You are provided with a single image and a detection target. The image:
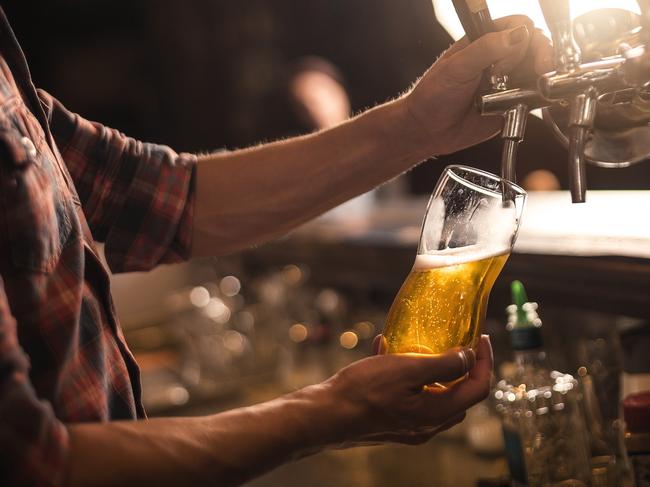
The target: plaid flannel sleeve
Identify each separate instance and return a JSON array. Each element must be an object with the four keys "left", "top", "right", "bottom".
[
  {"left": 39, "top": 90, "right": 196, "bottom": 273},
  {"left": 0, "top": 276, "right": 69, "bottom": 487}
]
